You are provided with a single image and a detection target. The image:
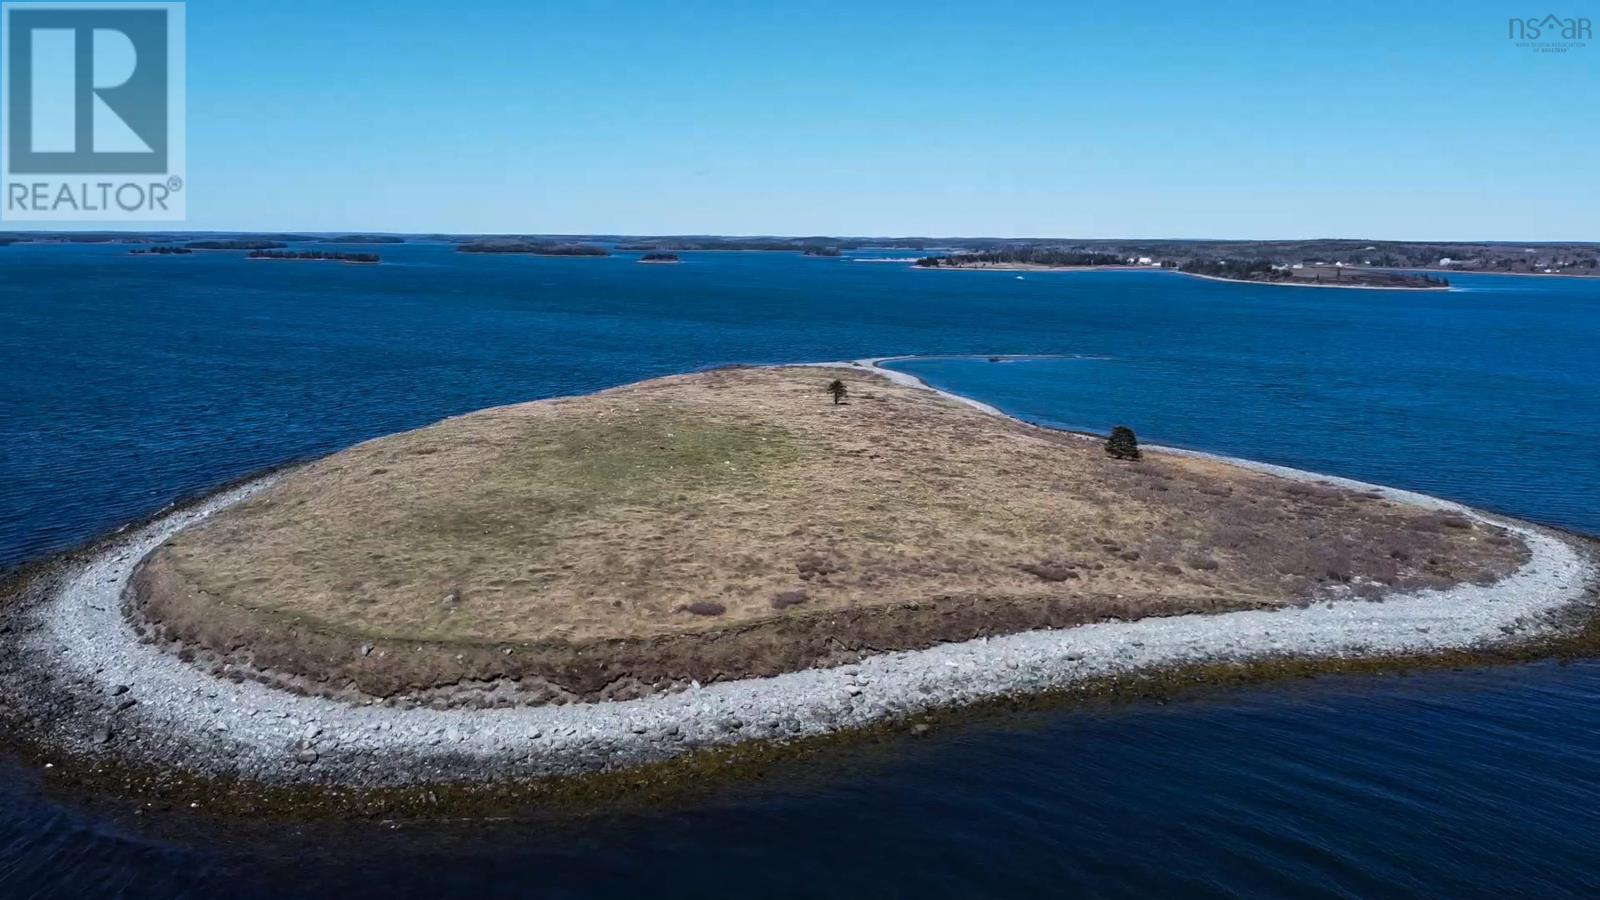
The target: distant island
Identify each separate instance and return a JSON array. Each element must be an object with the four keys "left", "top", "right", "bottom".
[
  {"left": 458, "top": 240, "right": 609, "bottom": 257},
  {"left": 247, "top": 249, "right": 380, "bottom": 264},
  {"left": 1178, "top": 259, "right": 1449, "bottom": 290},
  {"left": 638, "top": 252, "right": 680, "bottom": 264},
  {"left": 917, "top": 246, "right": 1453, "bottom": 288},
  {"left": 617, "top": 238, "right": 849, "bottom": 254},
  {"left": 186, "top": 240, "right": 287, "bottom": 251},
  {"left": 916, "top": 249, "right": 1132, "bottom": 270},
  {"left": 130, "top": 246, "right": 193, "bottom": 256},
  {"left": 1024, "top": 239, "right": 1596, "bottom": 279}
]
